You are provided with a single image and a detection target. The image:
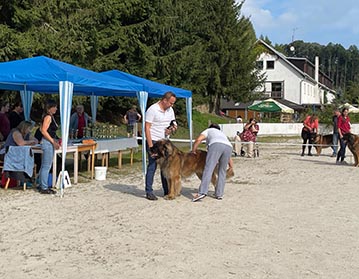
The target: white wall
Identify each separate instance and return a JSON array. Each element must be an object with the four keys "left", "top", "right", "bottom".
[{"left": 220, "top": 123, "right": 359, "bottom": 138}]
